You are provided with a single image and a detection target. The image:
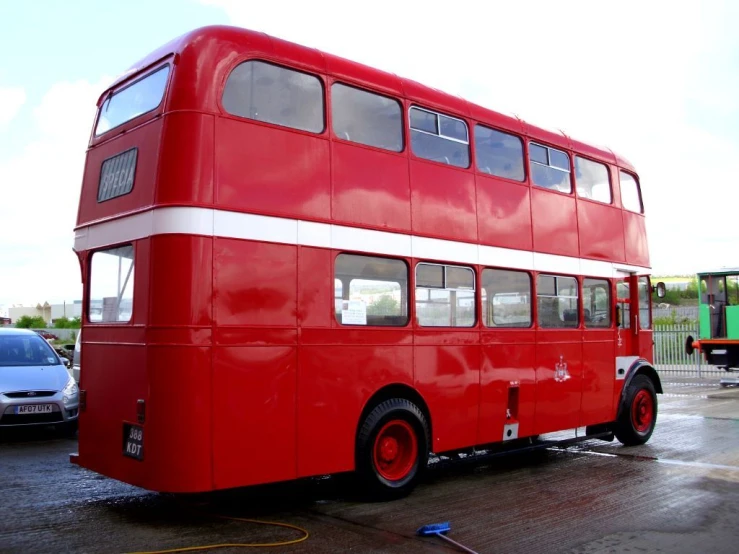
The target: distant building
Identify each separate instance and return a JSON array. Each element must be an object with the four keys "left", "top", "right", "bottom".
[{"left": 8, "top": 301, "right": 82, "bottom": 325}]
